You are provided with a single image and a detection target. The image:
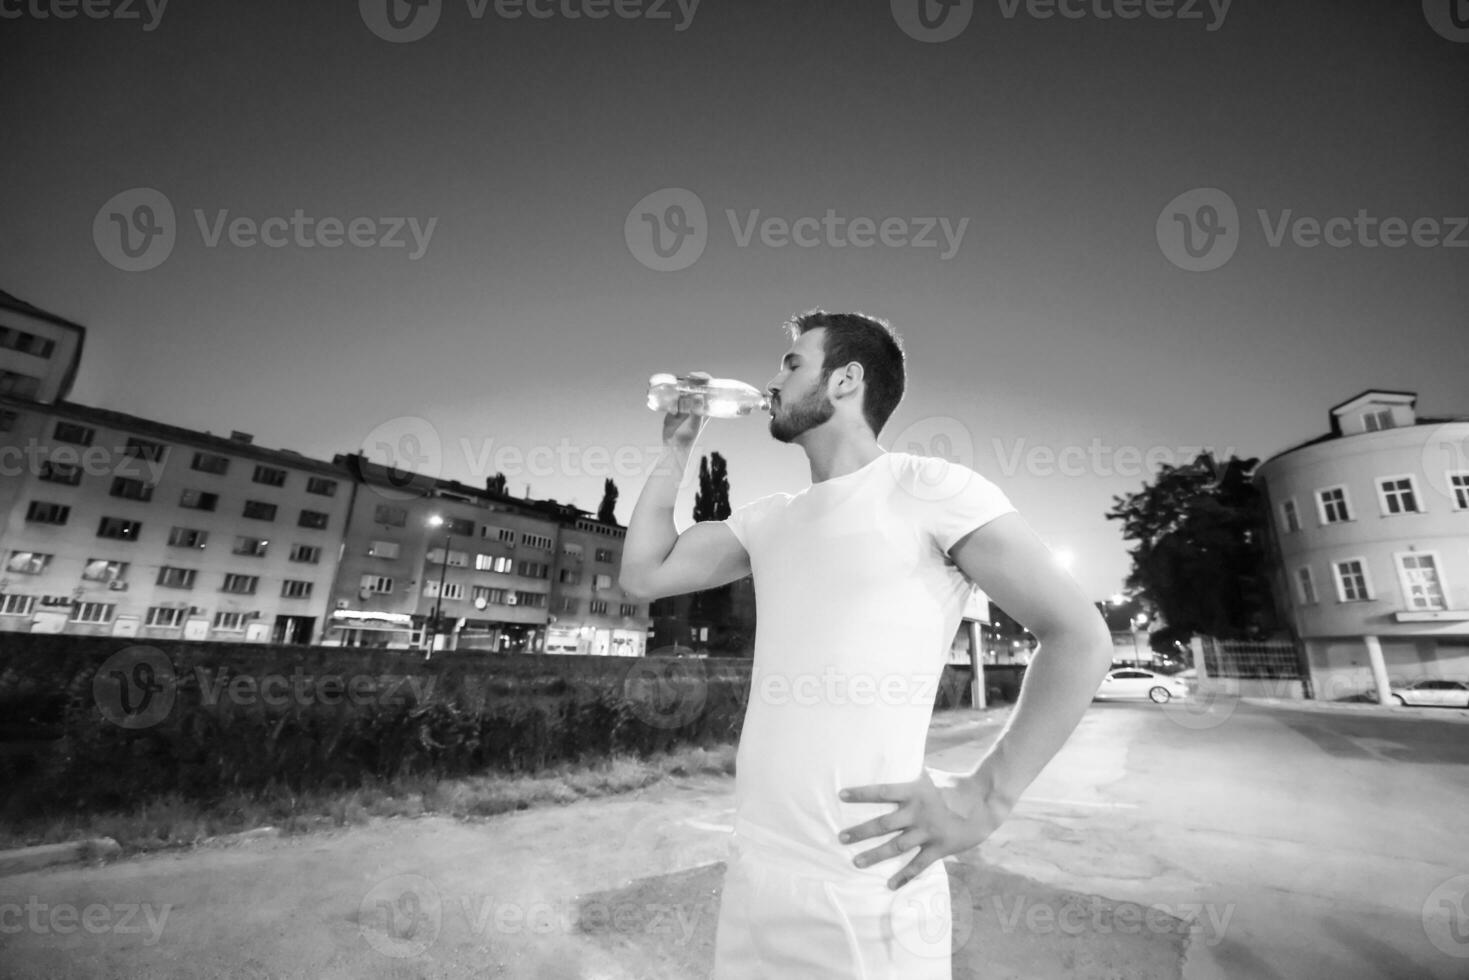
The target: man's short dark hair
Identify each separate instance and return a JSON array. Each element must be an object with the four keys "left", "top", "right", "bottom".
[{"left": 784, "top": 310, "right": 906, "bottom": 437}]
